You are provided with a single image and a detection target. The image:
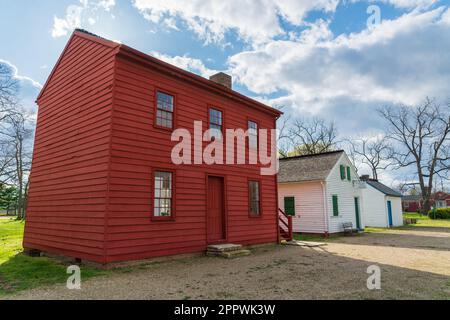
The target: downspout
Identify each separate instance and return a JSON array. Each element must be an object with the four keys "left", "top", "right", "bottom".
[{"left": 321, "top": 181, "right": 329, "bottom": 237}]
